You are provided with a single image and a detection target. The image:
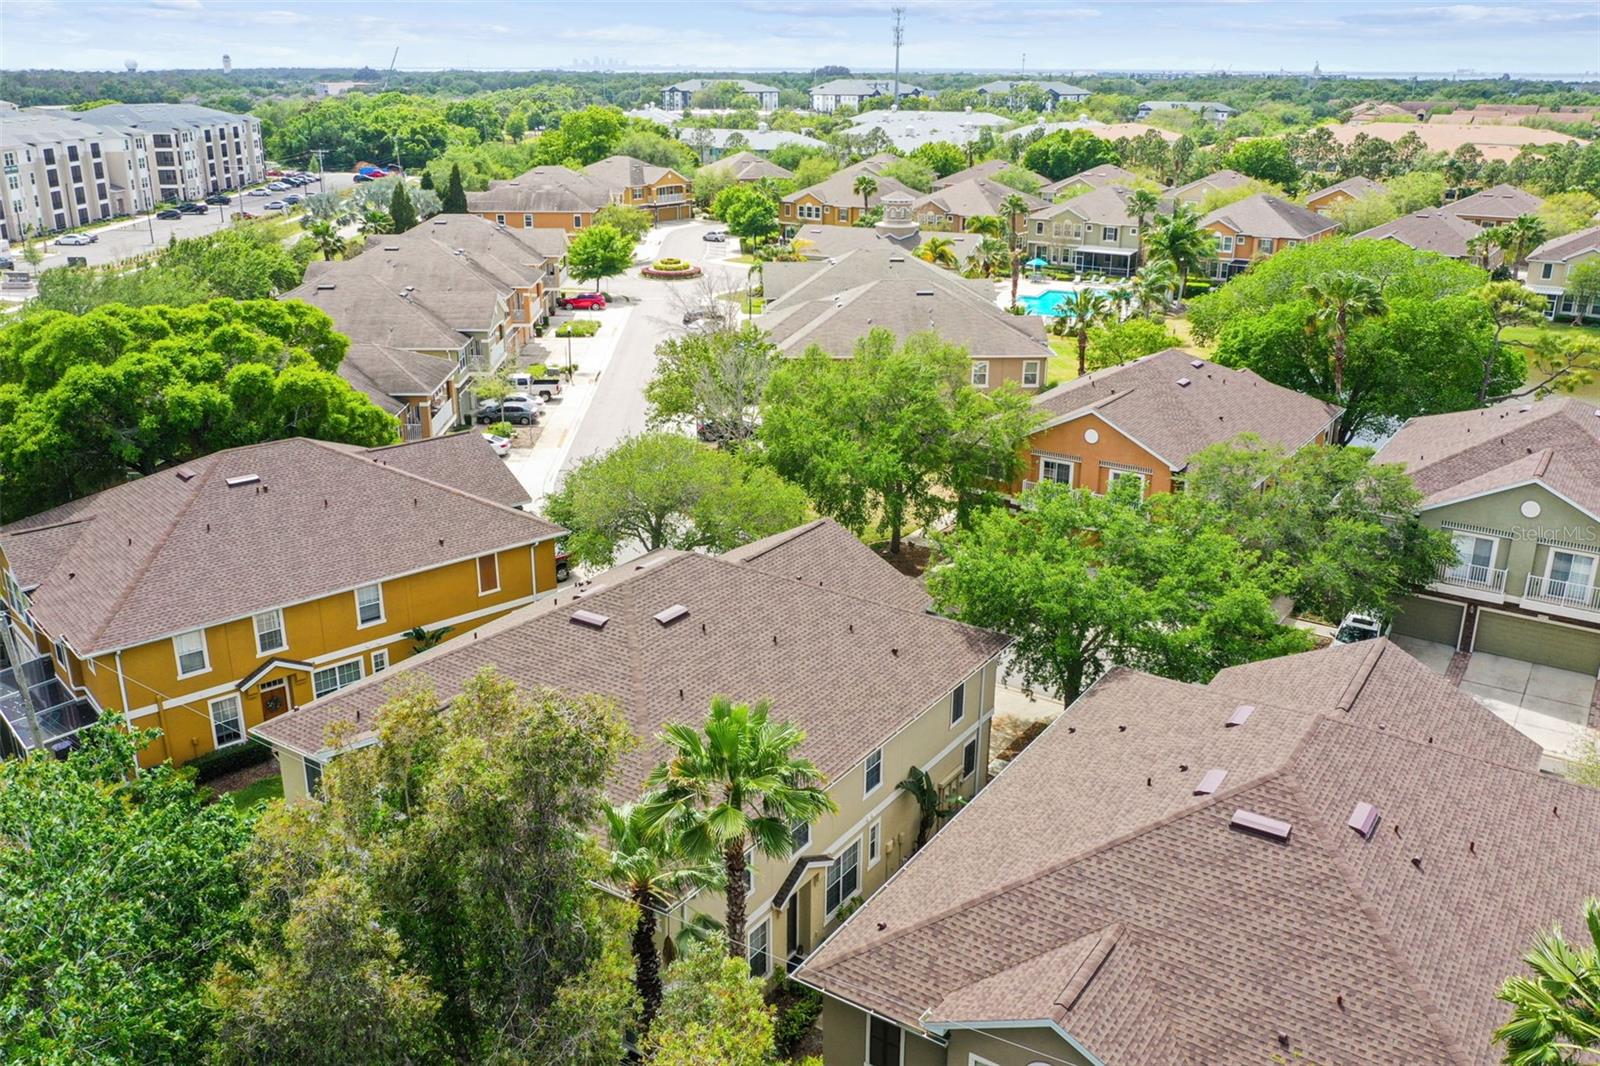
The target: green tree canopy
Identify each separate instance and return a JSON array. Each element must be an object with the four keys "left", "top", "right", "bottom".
[
  {"left": 759, "top": 330, "right": 1039, "bottom": 553},
  {"left": 545, "top": 432, "right": 809, "bottom": 567},
  {"left": 644, "top": 324, "right": 781, "bottom": 444},
  {"left": 0, "top": 719, "right": 252, "bottom": 1063},
  {"left": 441, "top": 162, "right": 468, "bottom": 213},
  {"left": 710, "top": 183, "right": 780, "bottom": 243},
  {"left": 1222, "top": 138, "right": 1300, "bottom": 191},
  {"left": 207, "top": 670, "right": 639, "bottom": 1064},
  {"left": 1021, "top": 129, "right": 1120, "bottom": 181},
  {"left": 1085, "top": 317, "right": 1183, "bottom": 371},
  {"left": 387, "top": 179, "right": 419, "bottom": 232},
  {"left": 908, "top": 140, "right": 967, "bottom": 177},
  {"left": 565, "top": 223, "right": 636, "bottom": 291},
  {"left": 642, "top": 947, "right": 777, "bottom": 1066},
  {"left": 593, "top": 202, "right": 654, "bottom": 243},
  {"left": 1494, "top": 897, "right": 1600, "bottom": 1066}
]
